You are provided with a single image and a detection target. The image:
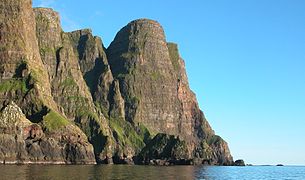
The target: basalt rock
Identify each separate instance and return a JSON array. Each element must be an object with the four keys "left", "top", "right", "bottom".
[{"left": 0, "top": 1, "right": 234, "bottom": 165}]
